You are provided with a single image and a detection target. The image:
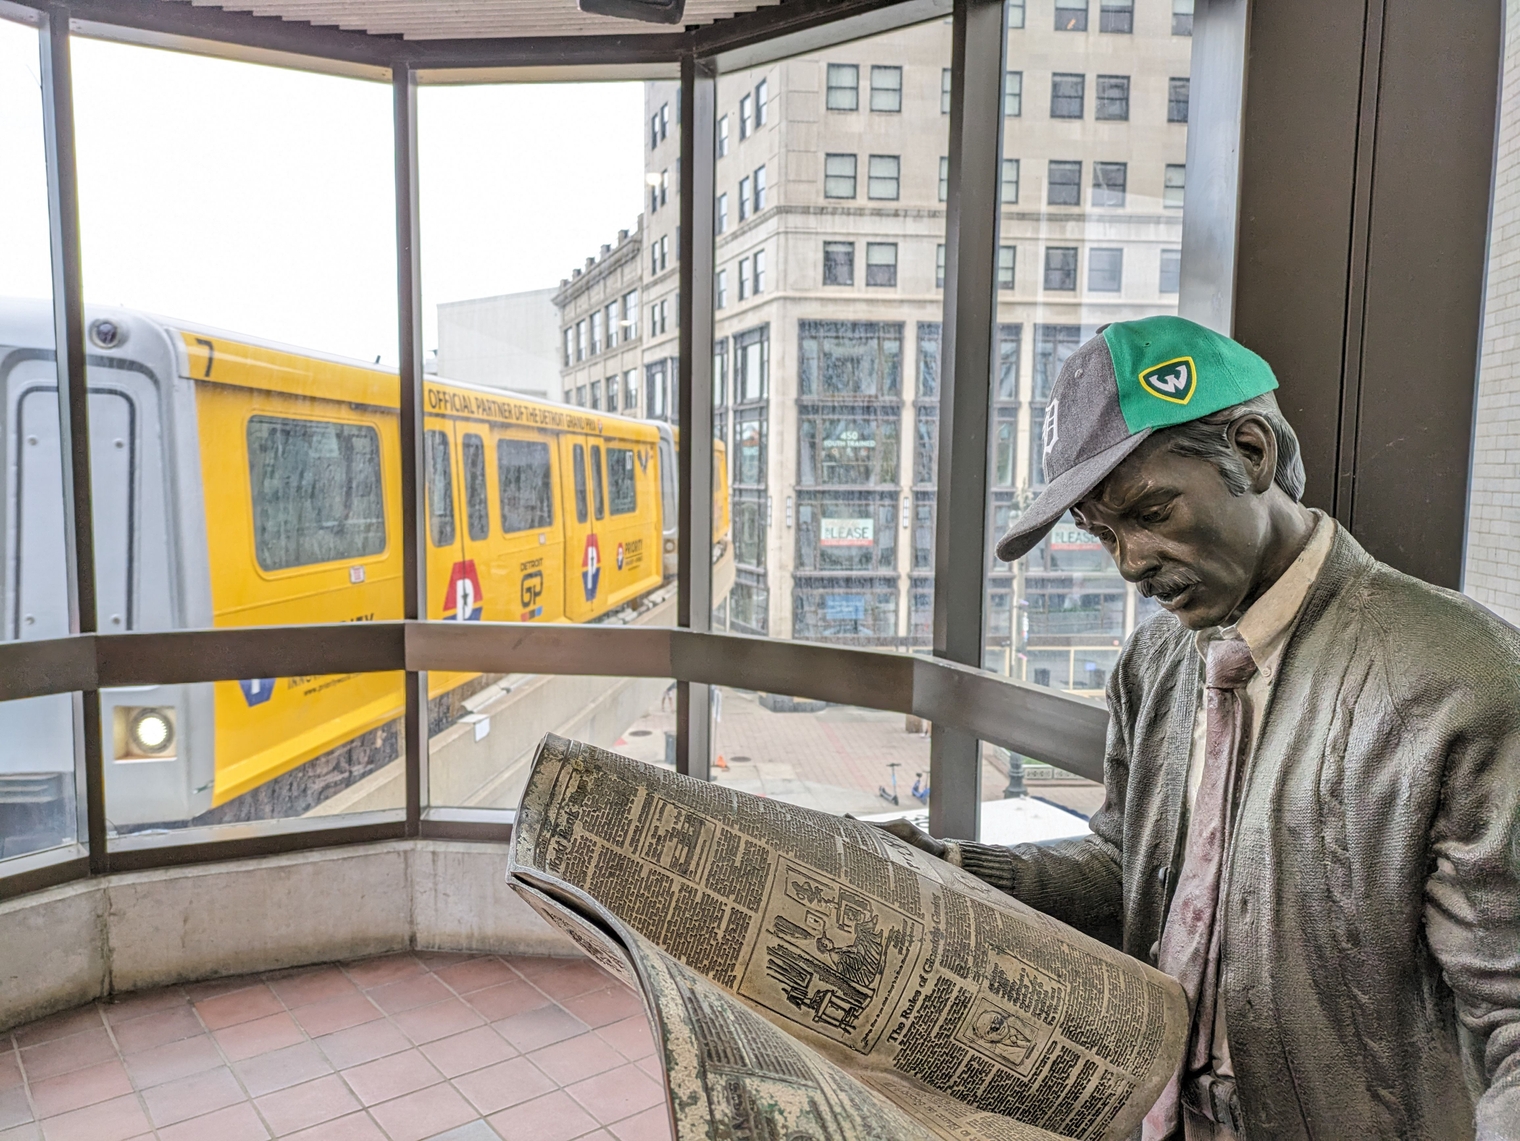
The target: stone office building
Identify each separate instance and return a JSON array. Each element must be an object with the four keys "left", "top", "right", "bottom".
[{"left": 557, "top": 0, "right": 1193, "bottom": 693}]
